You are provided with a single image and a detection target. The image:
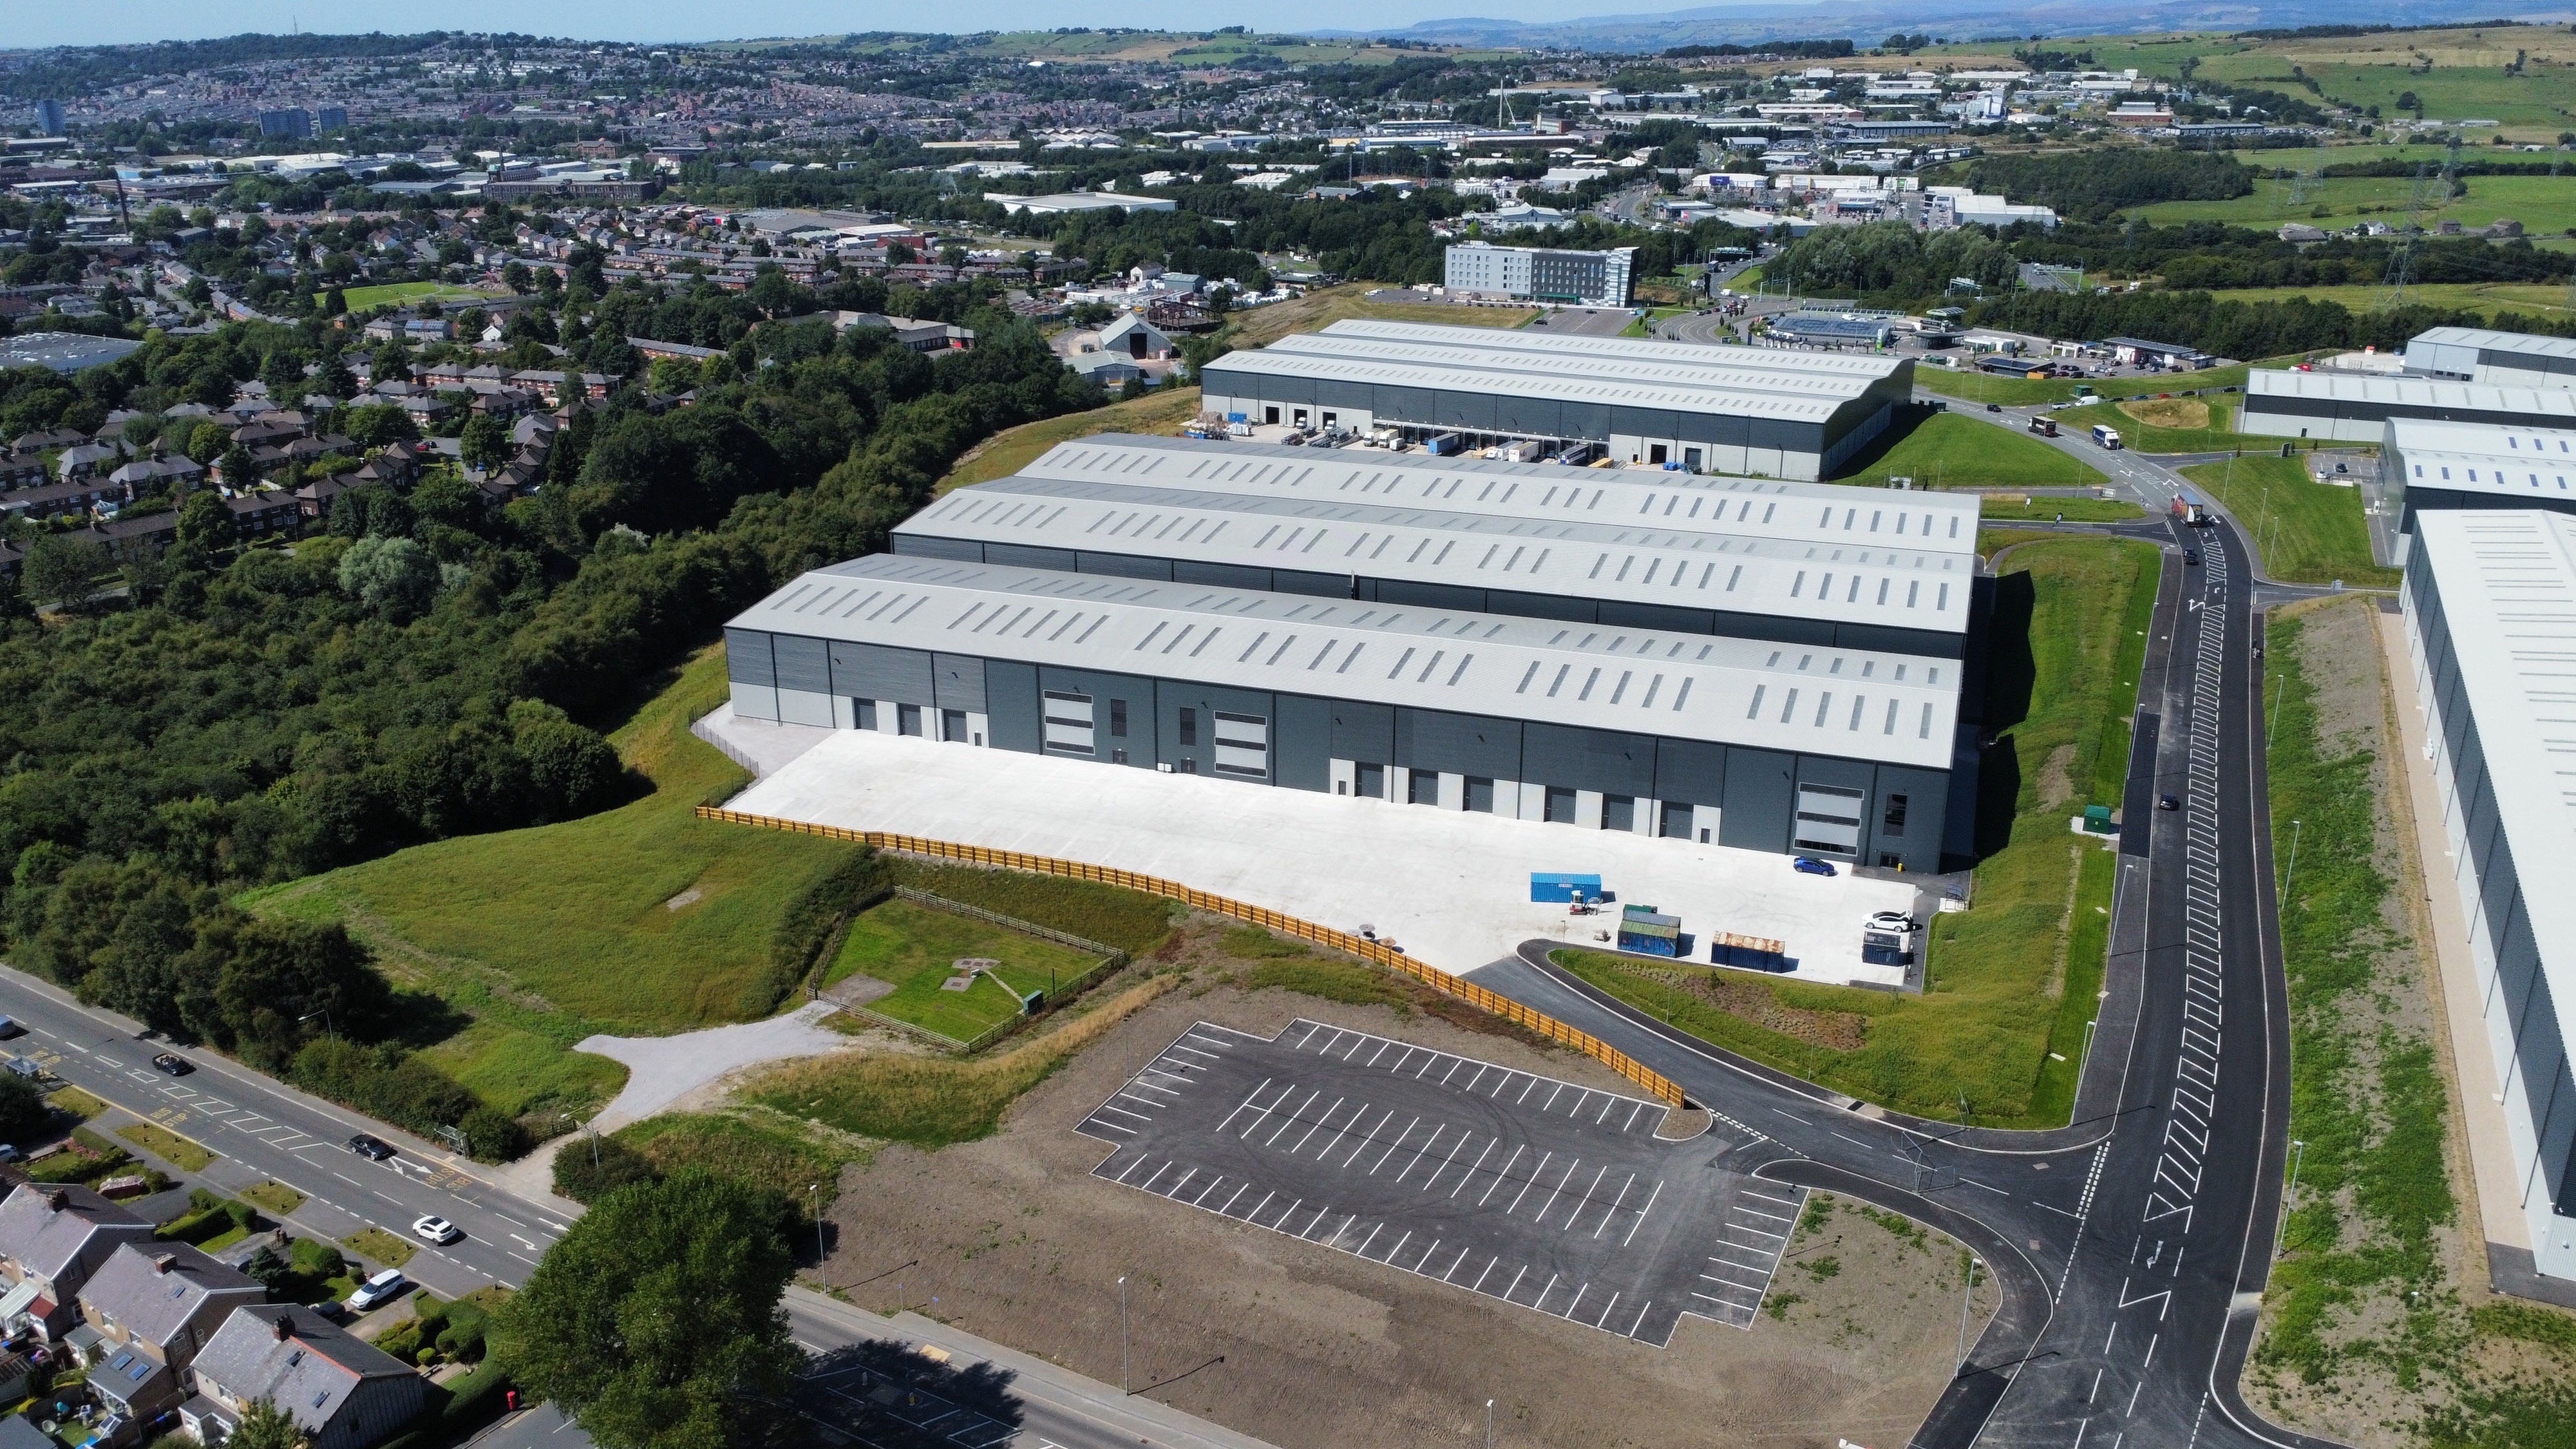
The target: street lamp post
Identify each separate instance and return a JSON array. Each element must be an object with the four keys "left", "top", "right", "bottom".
[
  {"left": 1956, "top": 1256, "right": 1980, "bottom": 1373},
  {"left": 2275, "top": 1139, "right": 2308, "bottom": 1253},
  {"left": 807, "top": 1183, "right": 824, "bottom": 1264},
  {"left": 298, "top": 1009, "right": 334, "bottom": 1043},
  {"left": 2281, "top": 819, "right": 2305, "bottom": 907},
  {"left": 1486, "top": 1397, "right": 1495, "bottom": 1449},
  {"left": 1118, "top": 1274, "right": 1130, "bottom": 1394}
]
